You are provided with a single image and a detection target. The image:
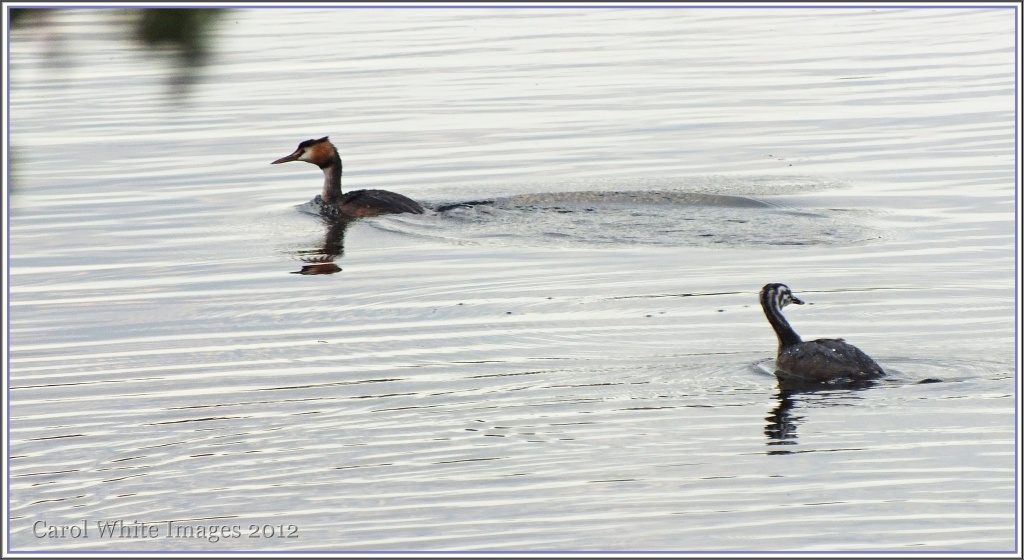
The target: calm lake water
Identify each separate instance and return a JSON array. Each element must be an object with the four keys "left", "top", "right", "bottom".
[{"left": 6, "top": 6, "right": 1020, "bottom": 553}]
